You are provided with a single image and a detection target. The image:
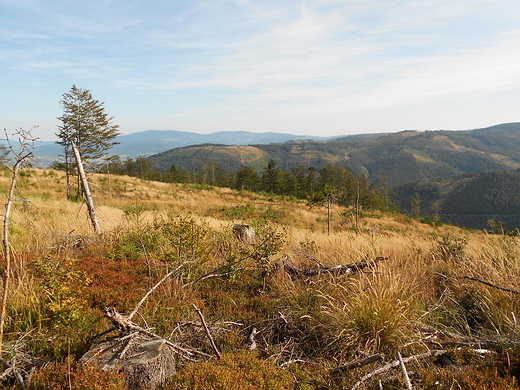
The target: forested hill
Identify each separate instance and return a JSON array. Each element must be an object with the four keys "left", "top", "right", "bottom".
[
  {"left": 393, "top": 169, "right": 520, "bottom": 230},
  {"left": 148, "top": 123, "right": 520, "bottom": 187}
]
